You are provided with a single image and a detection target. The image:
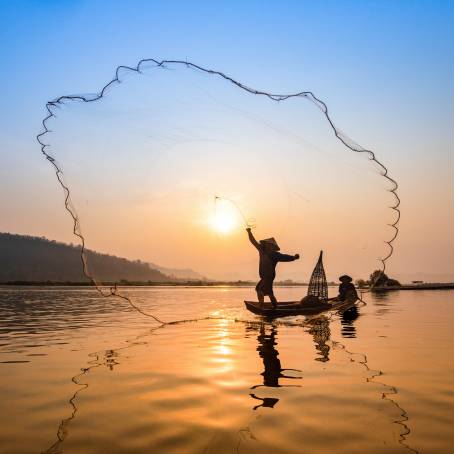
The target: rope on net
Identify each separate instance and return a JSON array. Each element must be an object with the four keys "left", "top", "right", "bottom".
[
  {"left": 214, "top": 196, "right": 256, "bottom": 229},
  {"left": 37, "top": 58, "right": 400, "bottom": 322}
]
